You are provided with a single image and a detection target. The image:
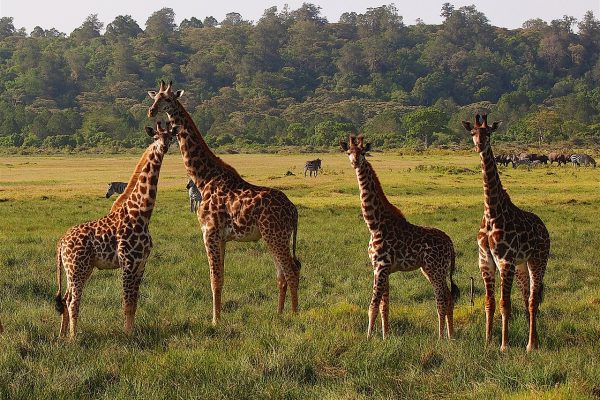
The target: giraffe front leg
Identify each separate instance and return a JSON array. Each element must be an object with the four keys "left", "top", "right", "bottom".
[
  {"left": 498, "top": 260, "right": 516, "bottom": 352},
  {"left": 122, "top": 261, "right": 146, "bottom": 336},
  {"left": 368, "top": 265, "right": 389, "bottom": 339},
  {"left": 479, "top": 248, "right": 496, "bottom": 346},
  {"left": 277, "top": 269, "right": 287, "bottom": 314},
  {"left": 203, "top": 229, "right": 225, "bottom": 325},
  {"left": 378, "top": 284, "right": 390, "bottom": 339}
]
